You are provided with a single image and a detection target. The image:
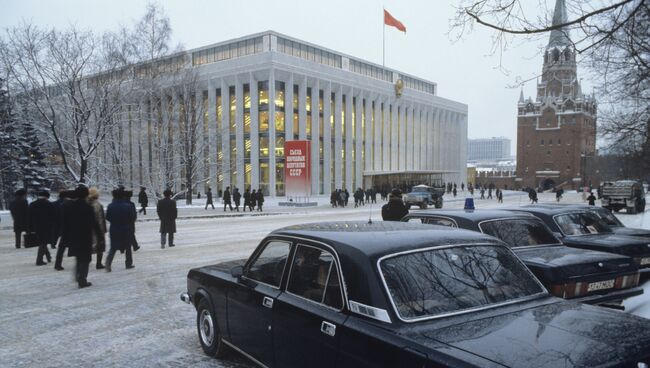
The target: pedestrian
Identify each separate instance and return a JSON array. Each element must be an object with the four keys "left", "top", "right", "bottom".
[
  {"left": 365, "top": 189, "right": 371, "bottom": 204},
  {"left": 587, "top": 191, "right": 596, "bottom": 206},
  {"left": 124, "top": 190, "right": 140, "bottom": 252},
  {"left": 487, "top": 188, "right": 493, "bottom": 200},
  {"left": 452, "top": 187, "right": 457, "bottom": 197},
  {"left": 233, "top": 188, "right": 241, "bottom": 211},
  {"left": 372, "top": 188, "right": 377, "bottom": 204},
  {"left": 157, "top": 189, "right": 177, "bottom": 248},
  {"left": 497, "top": 188, "right": 504, "bottom": 203},
  {"left": 87, "top": 188, "right": 107, "bottom": 269},
  {"left": 257, "top": 190, "right": 265, "bottom": 212},
  {"left": 330, "top": 191, "right": 338, "bottom": 207},
  {"left": 381, "top": 189, "right": 409, "bottom": 221},
  {"left": 250, "top": 189, "right": 257, "bottom": 211},
  {"left": 105, "top": 188, "right": 136, "bottom": 272},
  {"left": 461, "top": 183, "right": 465, "bottom": 191},
  {"left": 344, "top": 189, "right": 350, "bottom": 207},
  {"left": 62, "top": 186, "right": 101, "bottom": 288},
  {"left": 54, "top": 190, "right": 74, "bottom": 271},
  {"left": 480, "top": 188, "right": 485, "bottom": 199},
  {"left": 205, "top": 187, "right": 214, "bottom": 210},
  {"left": 529, "top": 189, "right": 538, "bottom": 204},
  {"left": 28, "top": 190, "right": 55, "bottom": 266},
  {"left": 138, "top": 187, "right": 148, "bottom": 215},
  {"left": 9, "top": 189, "right": 28, "bottom": 249},
  {"left": 223, "top": 186, "right": 233, "bottom": 211},
  {"left": 556, "top": 188, "right": 564, "bottom": 202},
  {"left": 243, "top": 188, "right": 251, "bottom": 212}
]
